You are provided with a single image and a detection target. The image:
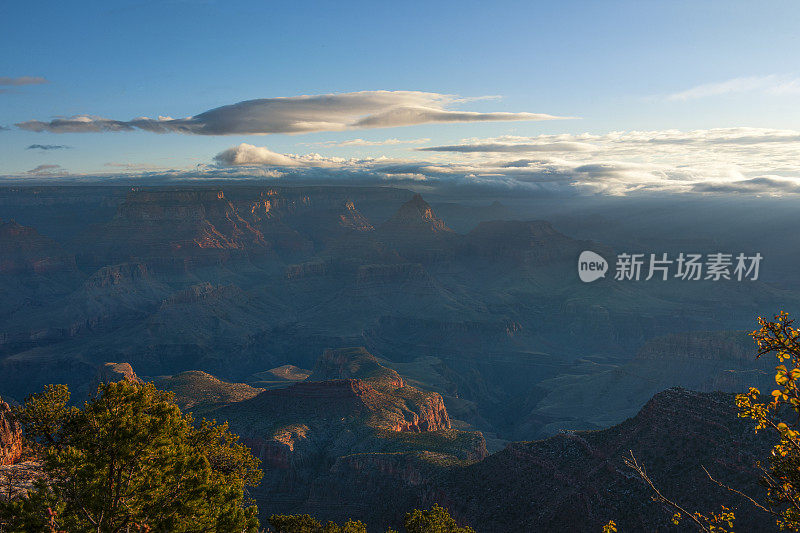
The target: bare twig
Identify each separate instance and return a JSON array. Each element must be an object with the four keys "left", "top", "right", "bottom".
[
  {"left": 624, "top": 451, "right": 711, "bottom": 533},
  {"left": 701, "top": 465, "right": 778, "bottom": 517}
]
